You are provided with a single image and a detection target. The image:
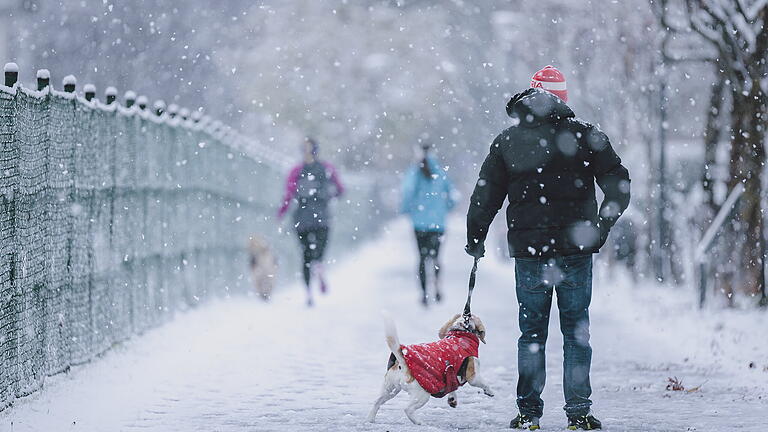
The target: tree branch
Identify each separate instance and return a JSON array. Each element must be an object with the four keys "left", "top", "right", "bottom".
[
  {"left": 748, "top": 0, "right": 768, "bottom": 20},
  {"left": 699, "top": 0, "right": 749, "bottom": 57},
  {"left": 686, "top": 0, "right": 750, "bottom": 81},
  {"left": 685, "top": 0, "right": 722, "bottom": 45},
  {"left": 653, "top": 0, "right": 686, "bottom": 34},
  {"left": 735, "top": 0, "right": 750, "bottom": 20},
  {"left": 750, "top": 5, "right": 768, "bottom": 69}
]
